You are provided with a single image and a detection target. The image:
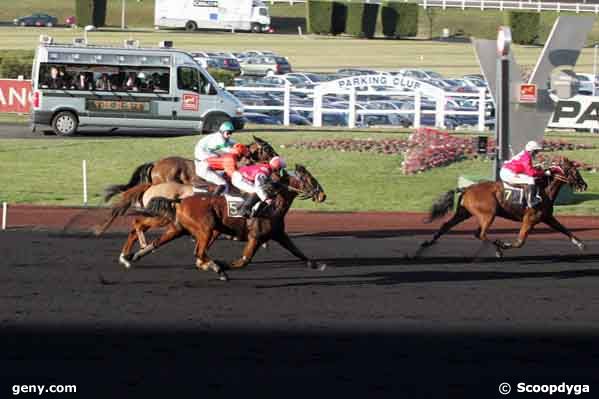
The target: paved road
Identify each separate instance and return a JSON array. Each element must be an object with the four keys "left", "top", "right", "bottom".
[{"left": 2, "top": 230, "right": 599, "bottom": 397}]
